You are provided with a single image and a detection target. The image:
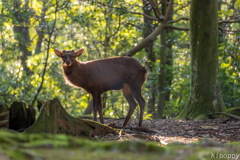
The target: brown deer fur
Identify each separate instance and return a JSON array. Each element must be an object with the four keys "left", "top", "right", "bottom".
[{"left": 54, "top": 48, "right": 147, "bottom": 127}]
